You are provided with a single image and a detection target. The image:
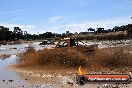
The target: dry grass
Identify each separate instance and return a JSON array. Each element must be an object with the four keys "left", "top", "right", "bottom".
[
  {"left": 72, "top": 31, "right": 128, "bottom": 40},
  {"left": 17, "top": 46, "right": 132, "bottom": 69},
  {"left": 92, "top": 47, "right": 132, "bottom": 68}
]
